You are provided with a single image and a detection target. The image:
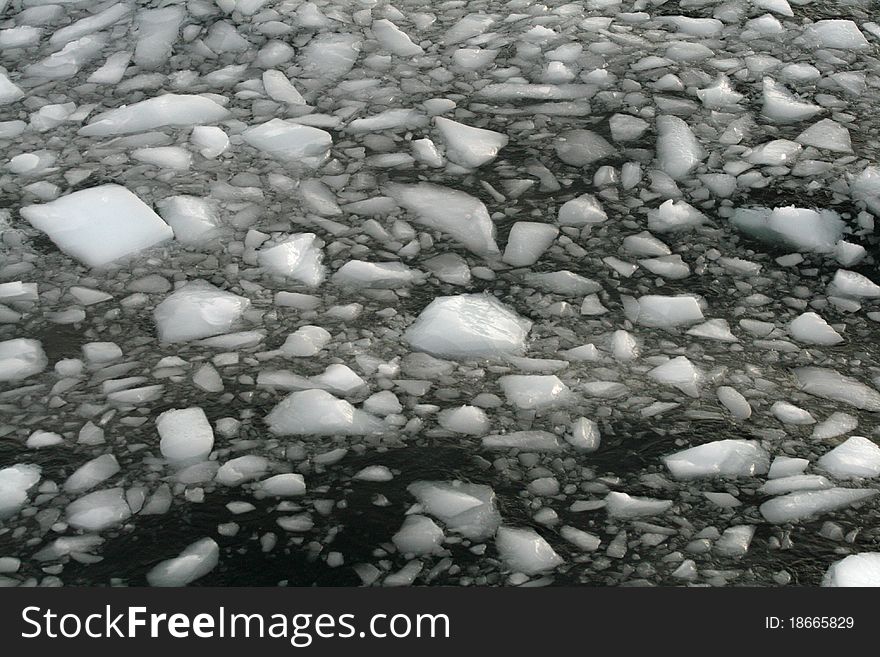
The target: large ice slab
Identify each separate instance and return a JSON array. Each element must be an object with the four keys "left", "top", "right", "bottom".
[
  {"left": 392, "top": 515, "right": 445, "bottom": 556},
  {"left": 258, "top": 234, "right": 326, "bottom": 286},
  {"left": 266, "top": 389, "right": 384, "bottom": 435},
  {"left": 156, "top": 195, "right": 221, "bottom": 245},
  {"left": 241, "top": 118, "right": 332, "bottom": 167},
  {"left": 0, "top": 338, "right": 47, "bottom": 382},
  {"left": 434, "top": 117, "right": 508, "bottom": 168},
  {"left": 656, "top": 115, "right": 705, "bottom": 180},
  {"left": 623, "top": 295, "right": 704, "bottom": 327},
  {"left": 154, "top": 281, "right": 250, "bottom": 343},
  {"left": 405, "top": 294, "right": 531, "bottom": 359},
  {"left": 63, "top": 454, "right": 120, "bottom": 494},
  {"left": 760, "top": 488, "right": 877, "bottom": 523},
  {"left": 330, "top": 260, "right": 416, "bottom": 288},
  {"left": 79, "top": 94, "right": 229, "bottom": 136},
  {"left": 495, "top": 526, "right": 563, "bottom": 575},
  {"left": 146, "top": 538, "right": 219, "bottom": 587},
  {"left": 648, "top": 356, "right": 702, "bottom": 397},
  {"left": 408, "top": 481, "right": 501, "bottom": 540},
  {"left": 385, "top": 183, "right": 500, "bottom": 257},
  {"left": 822, "top": 553, "right": 880, "bottom": 587},
  {"left": 818, "top": 436, "right": 880, "bottom": 479},
  {"left": 21, "top": 185, "right": 173, "bottom": 267},
  {"left": 664, "top": 440, "right": 769, "bottom": 479},
  {"left": 794, "top": 367, "right": 880, "bottom": 411},
  {"left": 729, "top": 206, "right": 844, "bottom": 254},
  {"left": 157, "top": 407, "right": 215, "bottom": 463},
  {"left": 499, "top": 375, "right": 571, "bottom": 409},
  {"left": 804, "top": 20, "right": 869, "bottom": 50},
  {"left": 0, "top": 464, "right": 41, "bottom": 519},
  {"left": 66, "top": 488, "right": 132, "bottom": 531}
]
